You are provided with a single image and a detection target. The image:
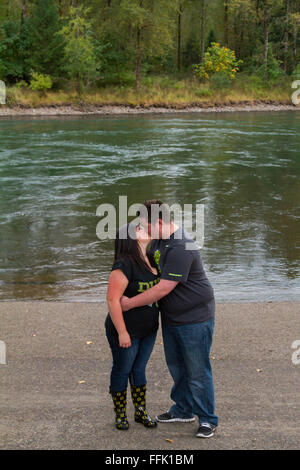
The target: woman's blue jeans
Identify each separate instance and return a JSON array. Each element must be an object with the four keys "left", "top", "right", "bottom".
[
  {"left": 162, "top": 317, "right": 218, "bottom": 426},
  {"left": 105, "top": 328, "right": 157, "bottom": 392}
]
